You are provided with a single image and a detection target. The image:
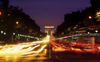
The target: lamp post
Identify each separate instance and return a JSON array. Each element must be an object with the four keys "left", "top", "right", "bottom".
[{"left": 89, "top": 16, "right": 93, "bottom": 26}]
